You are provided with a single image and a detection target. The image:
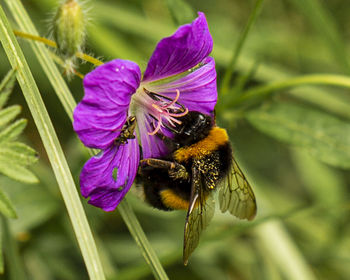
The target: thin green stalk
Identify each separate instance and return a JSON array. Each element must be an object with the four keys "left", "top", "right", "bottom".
[
  {"left": 117, "top": 200, "right": 169, "bottom": 280},
  {"left": 254, "top": 220, "right": 316, "bottom": 280},
  {"left": 1, "top": 215, "right": 27, "bottom": 280},
  {"left": 220, "top": 0, "right": 264, "bottom": 95},
  {"left": 0, "top": 6, "right": 105, "bottom": 279},
  {"left": 14, "top": 30, "right": 102, "bottom": 67},
  {"left": 6, "top": 1, "right": 169, "bottom": 278},
  {"left": 229, "top": 74, "right": 350, "bottom": 107}
]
